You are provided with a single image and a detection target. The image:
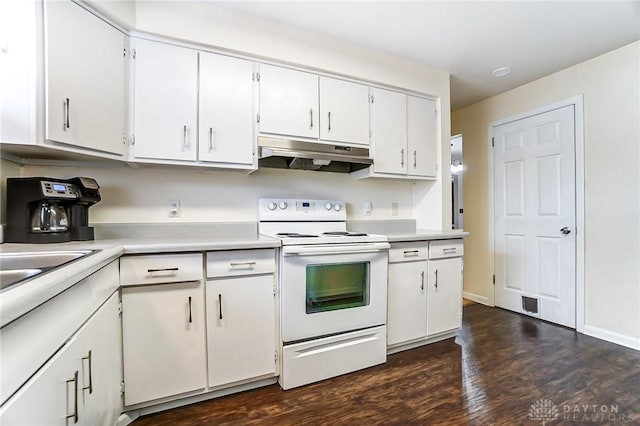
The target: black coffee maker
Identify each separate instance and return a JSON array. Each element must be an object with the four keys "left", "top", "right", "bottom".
[{"left": 4, "top": 177, "right": 101, "bottom": 244}]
